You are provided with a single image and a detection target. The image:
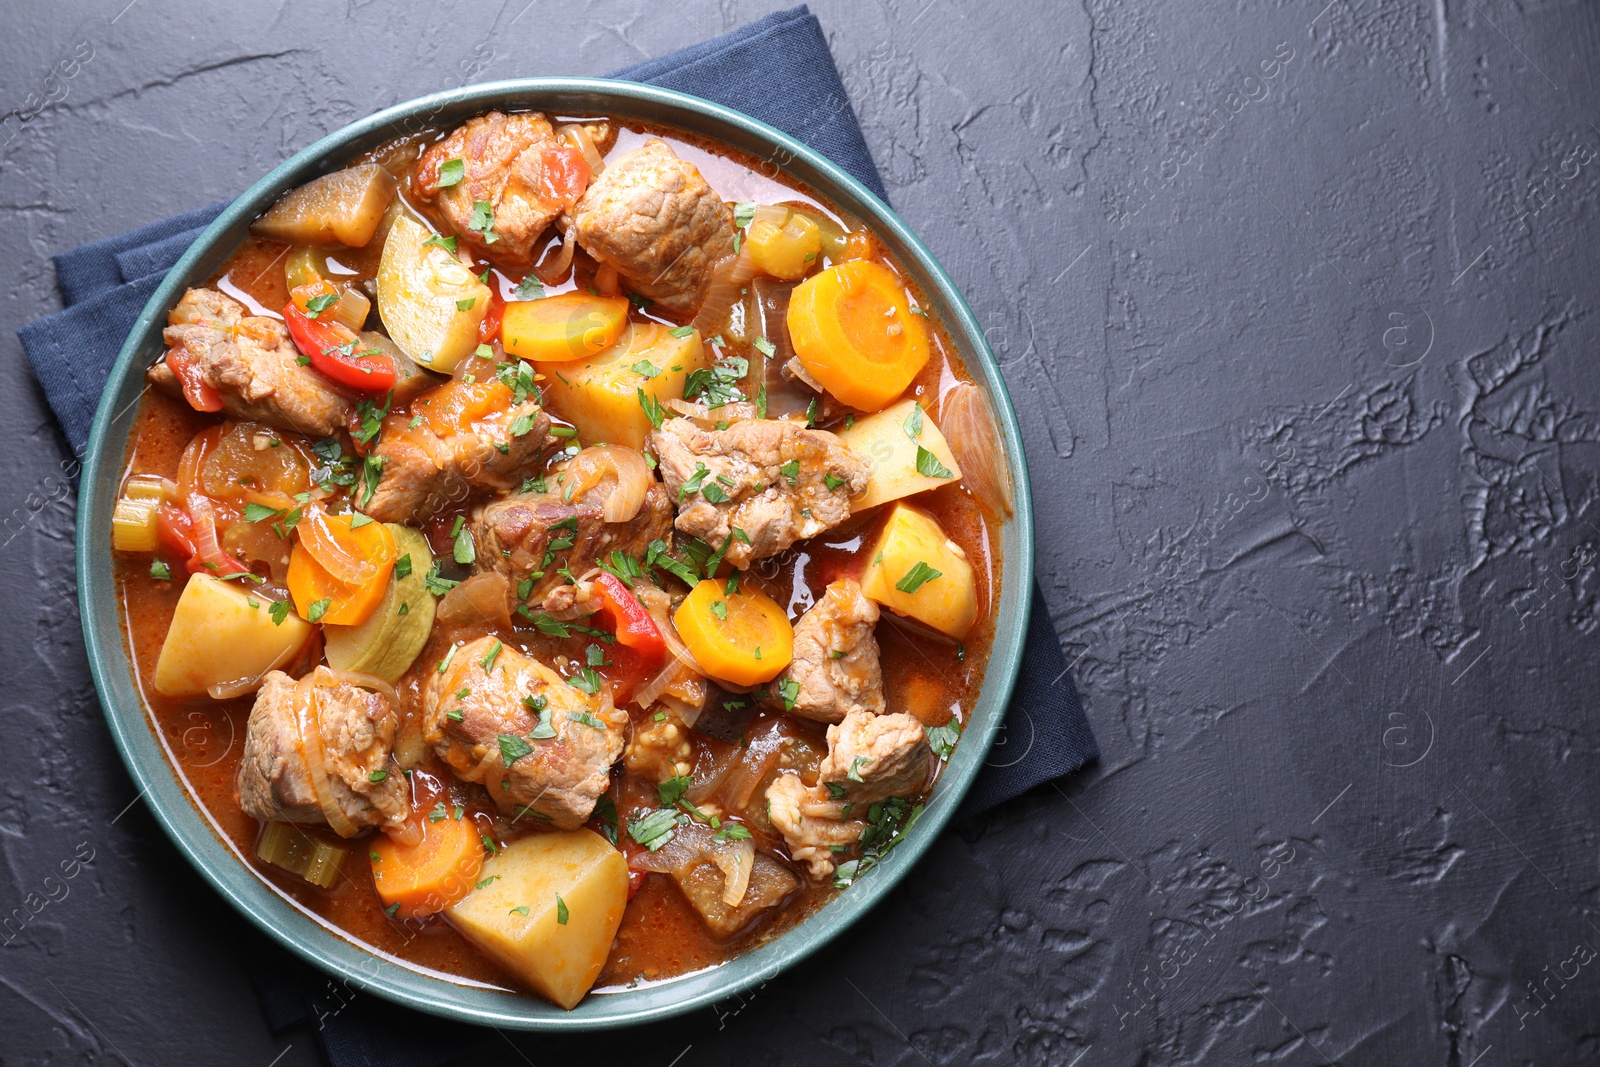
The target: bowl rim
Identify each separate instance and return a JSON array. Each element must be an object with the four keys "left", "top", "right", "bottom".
[{"left": 75, "top": 76, "right": 1035, "bottom": 1030}]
